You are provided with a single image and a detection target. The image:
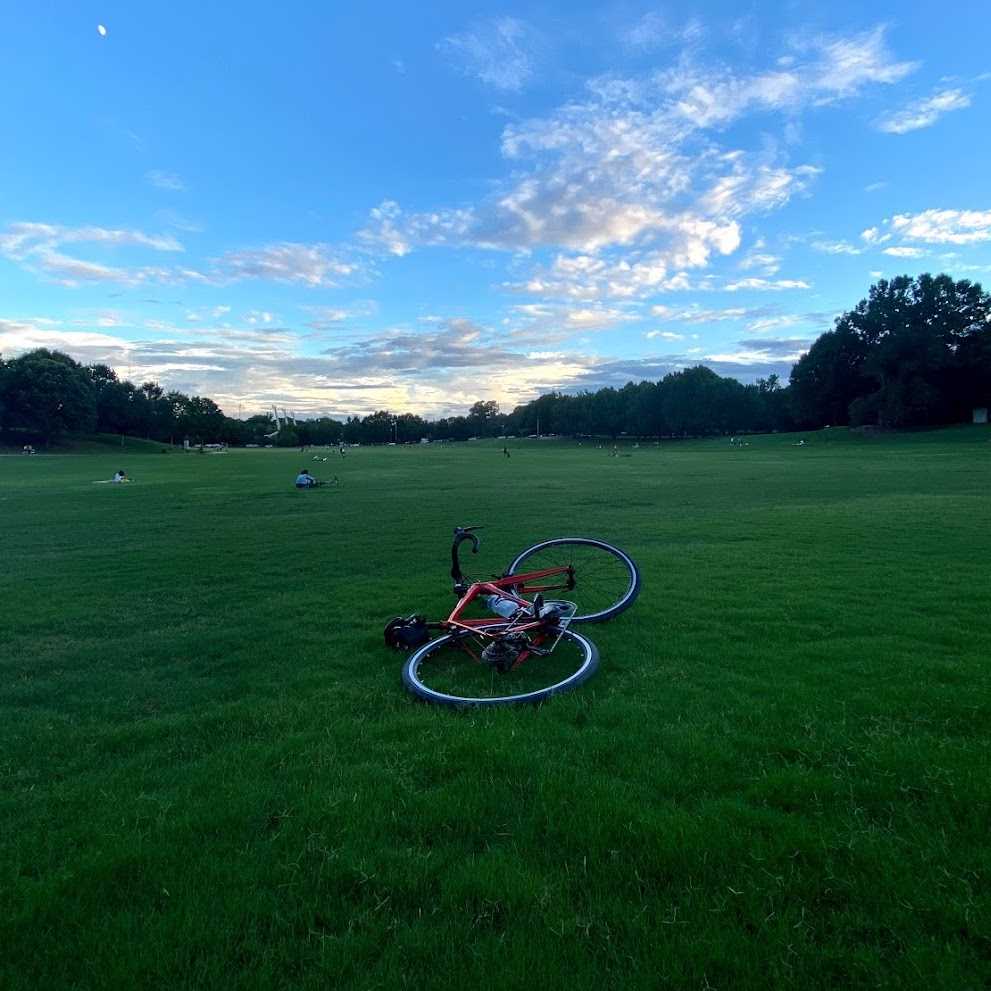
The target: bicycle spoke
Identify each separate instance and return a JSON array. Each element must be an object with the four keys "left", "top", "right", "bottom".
[{"left": 509, "top": 541, "right": 637, "bottom": 621}]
